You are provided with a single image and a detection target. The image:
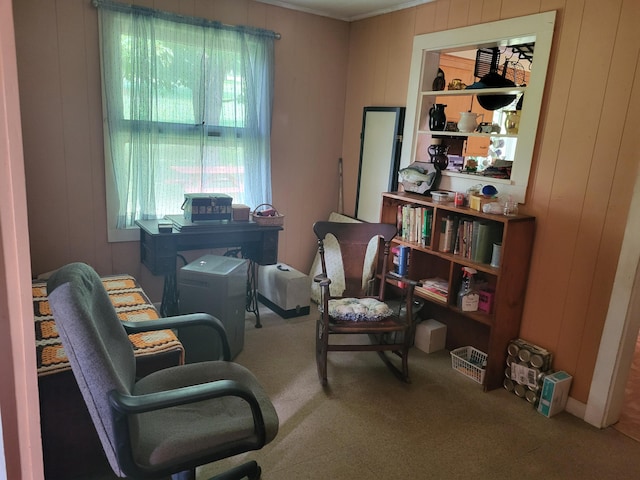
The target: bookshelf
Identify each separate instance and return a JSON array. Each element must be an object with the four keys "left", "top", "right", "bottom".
[{"left": 381, "top": 191, "right": 535, "bottom": 390}]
